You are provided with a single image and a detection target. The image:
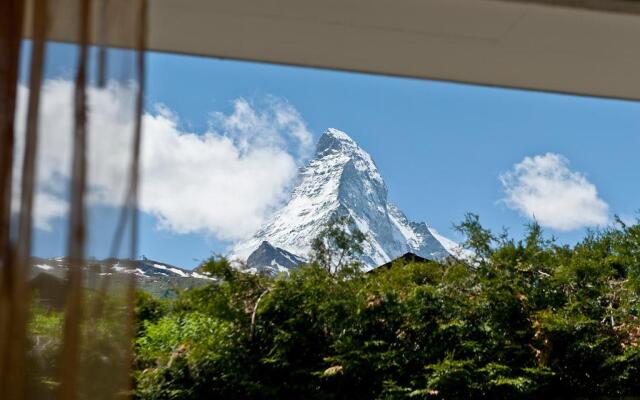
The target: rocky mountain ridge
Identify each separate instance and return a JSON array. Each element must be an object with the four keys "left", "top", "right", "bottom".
[{"left": 235, "top": 128, "right": 464, "bottom": 273}]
